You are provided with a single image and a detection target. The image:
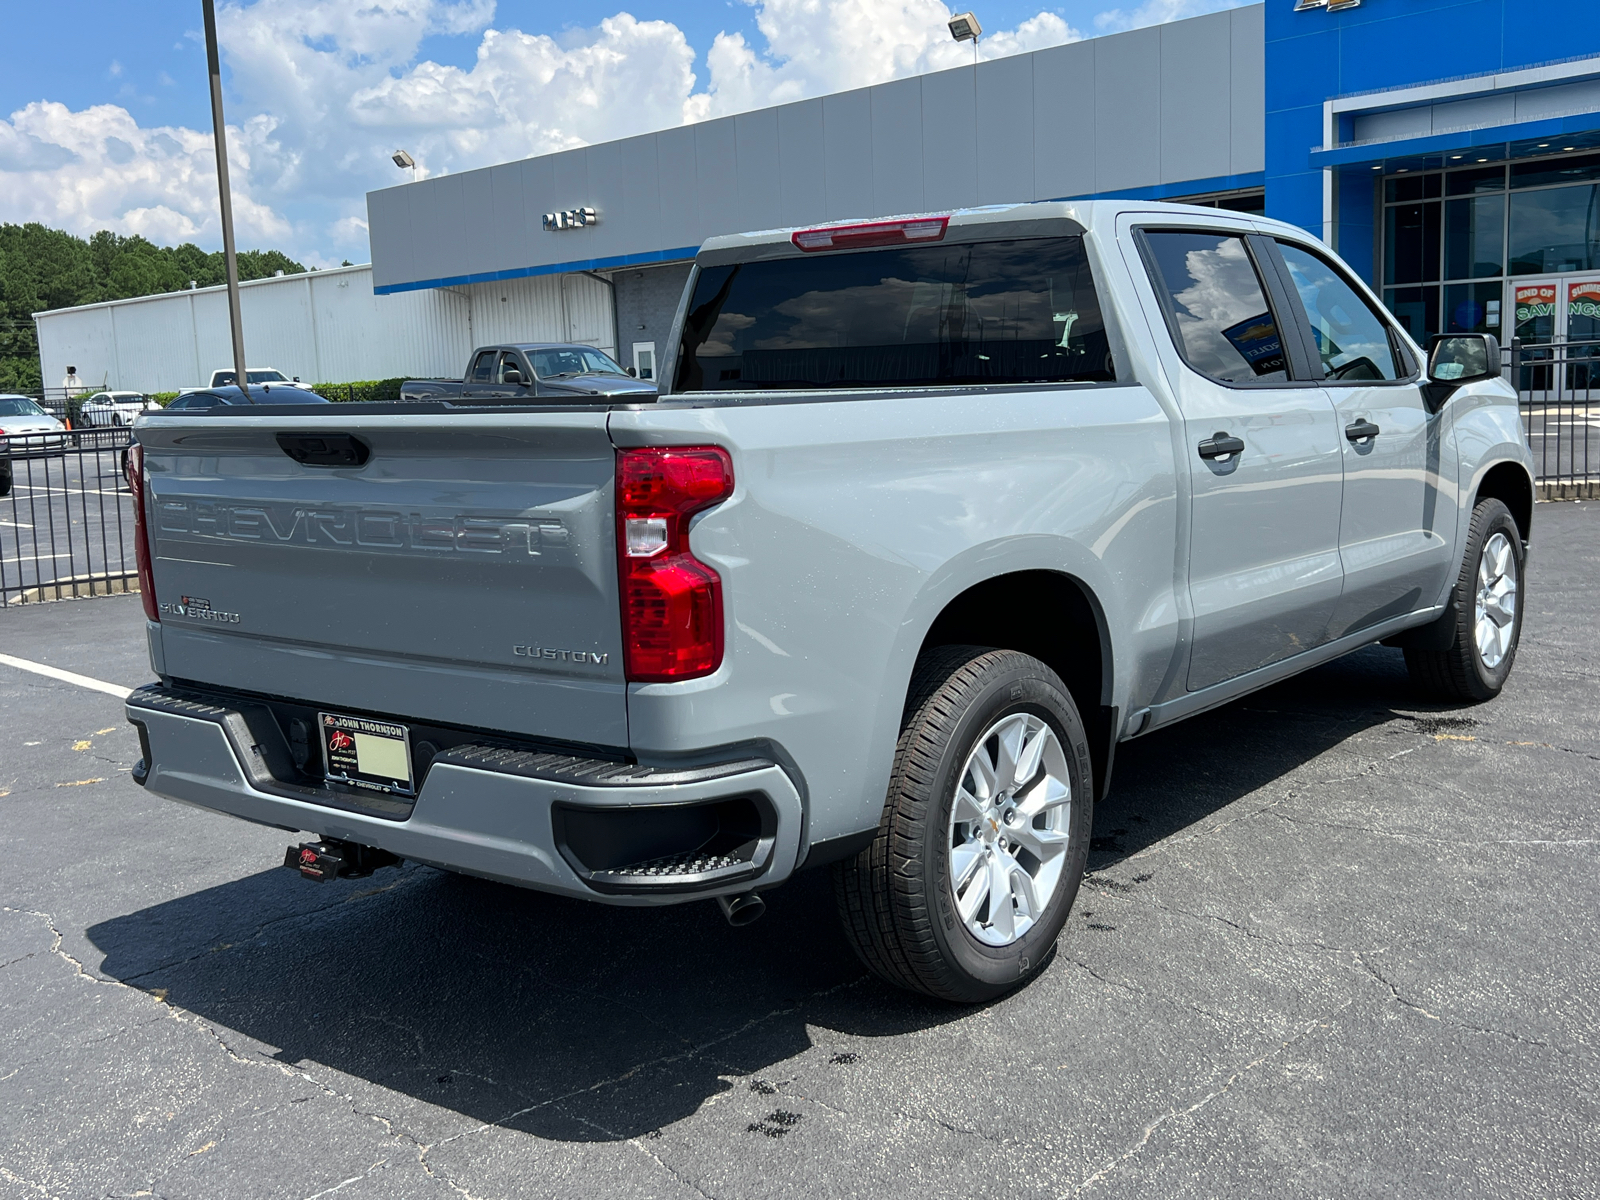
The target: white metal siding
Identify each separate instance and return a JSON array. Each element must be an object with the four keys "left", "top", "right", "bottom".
[
  {"left": 35, "top": 266, "right": 482, "bottom": 392},
  {"left": 465, "top": 273, "right": 615, "bottom": 357},
  {"left": 39, "top": 306, "right": 118, "bottom": 393}
]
